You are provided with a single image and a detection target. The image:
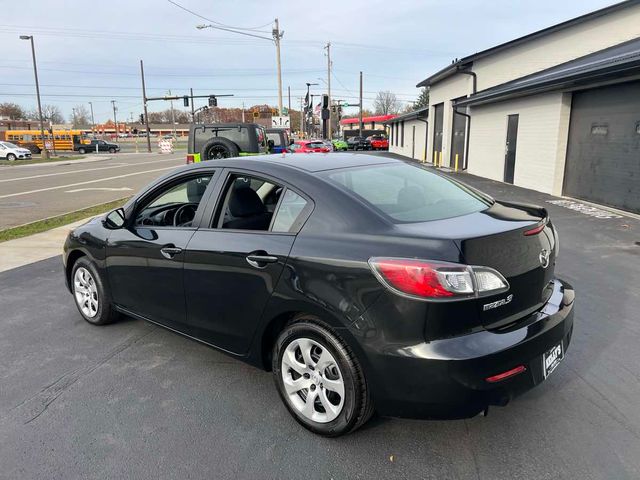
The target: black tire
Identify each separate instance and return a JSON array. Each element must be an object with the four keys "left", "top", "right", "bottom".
[
  {"left": 78, "top": 148, "right": 86, "bottom": 154},
  {"left": 108, "top": 147, "right": 116, "bottom": 154},
  {"left": 201, "top": 137, "right": 240, "bottom": 160},
  {"left": 70, "top": 257, "right": 119, "bottom": 326},
  {"left": 6, "top": 153, "right": 16, "bottom": 161},
  {"left": 272, "top": 316, "right": 374, "bottom": 437}
]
